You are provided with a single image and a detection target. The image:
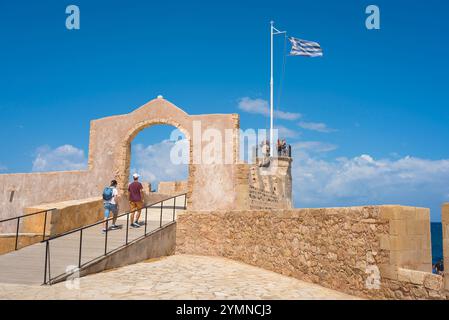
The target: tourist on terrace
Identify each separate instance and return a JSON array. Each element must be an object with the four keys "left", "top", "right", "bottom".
[
  {"left": 102, "top": 180, "right": 119, "bottom": 233},
  {"left": 433, "top": 260, "right": 444, "bottom": 275},
  {"left": 281, "top": 139, "right": 287, "bottom": 156},
  {"left": 277, "top": 139, "right": 282, "bottom": 156},
  {"left": 128, "top": 173, "right": 144, "bottom": 228}
]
